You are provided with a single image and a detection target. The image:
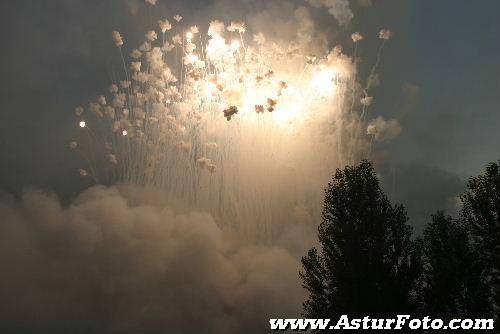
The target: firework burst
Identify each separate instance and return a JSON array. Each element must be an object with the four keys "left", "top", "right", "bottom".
[{"left": 71, "top": 12, "right": 393, "bottom": 240}]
